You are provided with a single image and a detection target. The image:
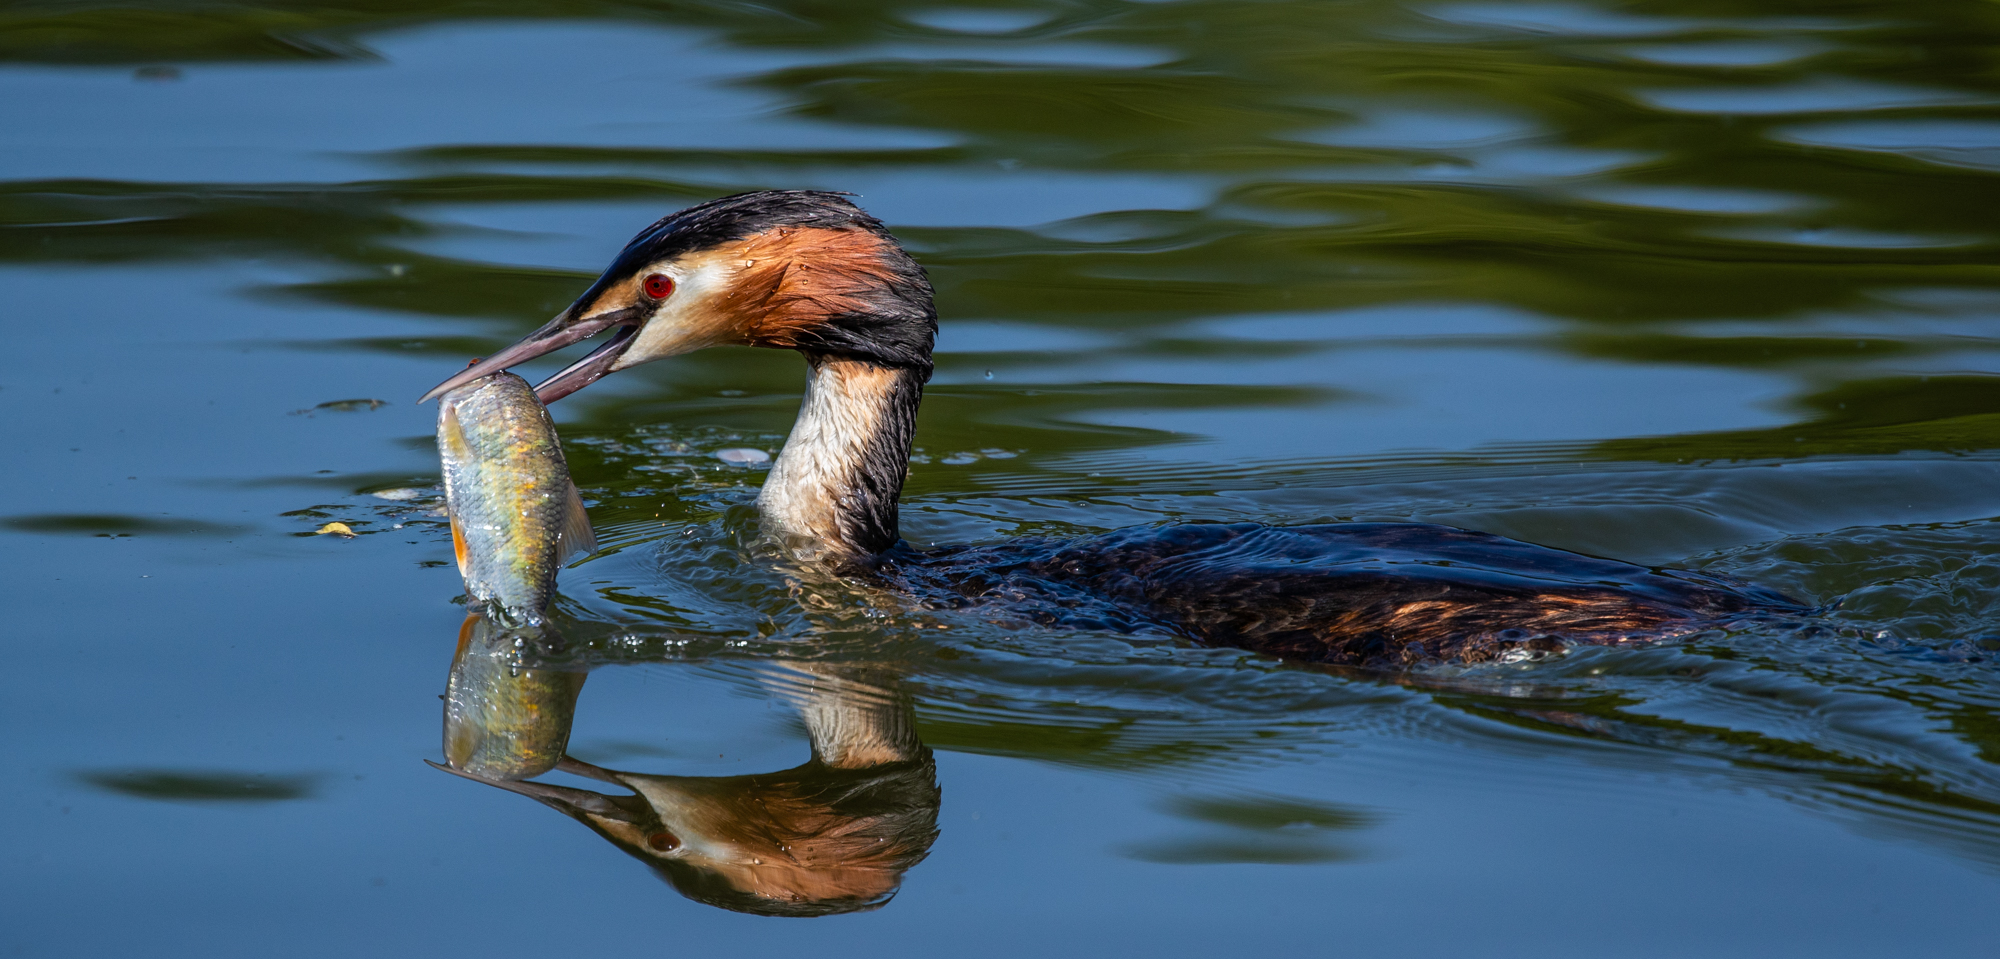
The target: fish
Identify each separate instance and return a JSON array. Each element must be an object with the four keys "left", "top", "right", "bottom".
[
  {"left": 436, "top": 370, "right": 595, "bottom": 624},
  {"left": 442, "top": 612, "right": 586, "bottom": 781}
]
